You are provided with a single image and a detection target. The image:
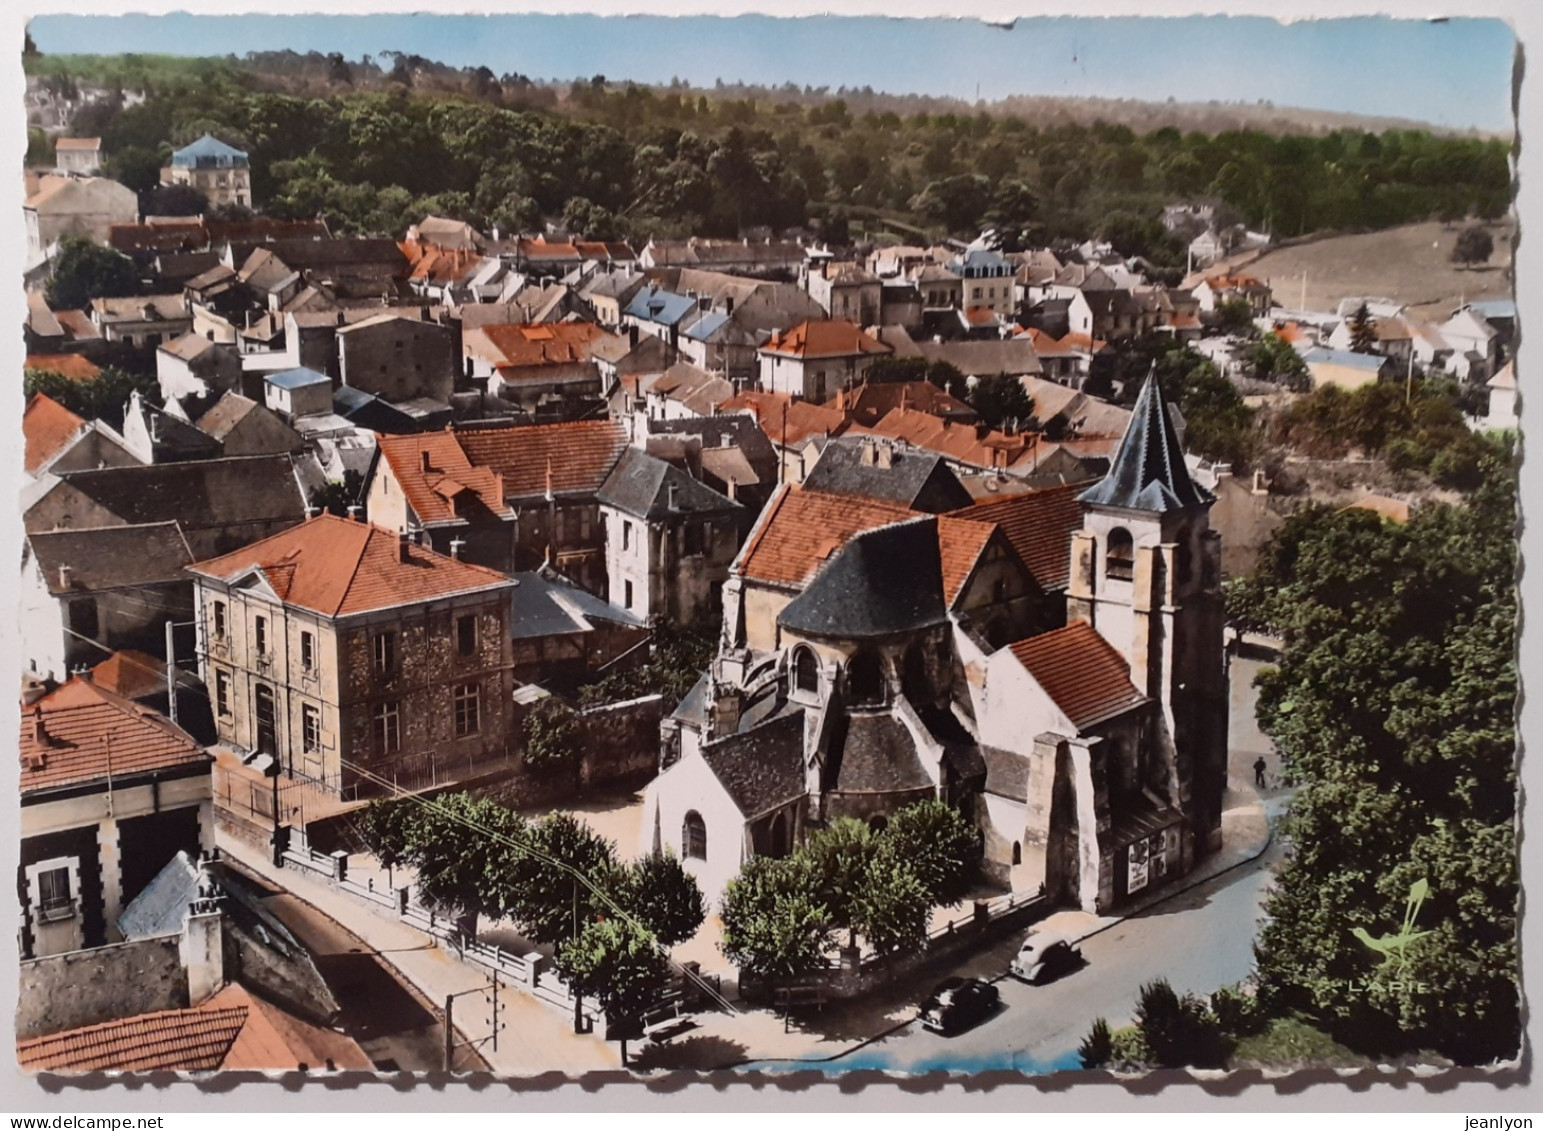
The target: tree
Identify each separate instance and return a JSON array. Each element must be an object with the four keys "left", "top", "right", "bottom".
[
  {"left": 45, "top": 237, "right": 139, "bottom": 310},
  {"left": 1213, "top": 296, "right": 1256, "bottom": 337},
  {"left": 506, "top": 812, "right": 623, "bottom": 946},
  {"left": 718, "top": 856, "right": 836, "bottom": 984},
  {"left": 1132, "top": 978, "right": 1227, "bottom": 1068},
  {"left": 849, "top": 855, "right": 929, "bottom": 957},
  {"left": 875, "top": 799, "right": 978, "bottom": 908},
  {"left": 1451, "top": 224, "right": 1495, "bottom": 269},
  {"left": 103, "top": 146, "right": 164, "bottom": 194},
  {"left": 800, "top": 818, "right": 876, "bottom": 949},
  {"left": 1246, "top": 462, "right": 1520, "bottom": 1064},
  {"left": 967, "top": 373, "right": 1034, "bottom": 430},
  {"left": 306, "top": 470, "right": 365, "bottom": 518},
  {"left": 554, "top": 917, "right": 671, "bottom": 1065},
  {"left": 1243, "top": 332, "right": 1312, "bottom": 392},
  {"left": 1346, "top": 303, "right": 1379, "bottom": 354},
  {"left": 521, "top": 696, "right": 582, "bottom": 769},
  {"left": 619, "top": 851, "right": 706, "bottom": 947},
  {"left": 24, "top": 365, "right": 160, "bottom": 432},
  {"left": 354, "top": 792, "right": 528, "bottom": 938},
  {"left": 140, "top": 183, "right": 208, "bottom": 218},
  {"left": 1078, "top": 1017, "right": 1114, "bottom": 1069}
]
